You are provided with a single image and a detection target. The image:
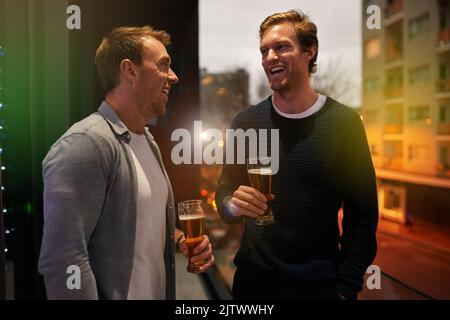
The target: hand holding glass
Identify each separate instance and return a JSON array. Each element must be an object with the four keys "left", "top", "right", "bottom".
[
  {"left": 178, "top": 200, "right": 206, "bottom": 273},
  {"left": 247, "top": 157, "right": 275, "bottom": 226}
]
